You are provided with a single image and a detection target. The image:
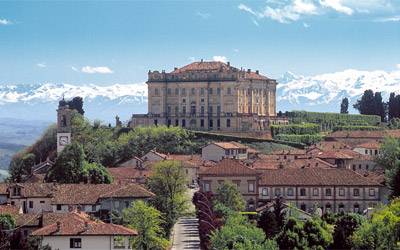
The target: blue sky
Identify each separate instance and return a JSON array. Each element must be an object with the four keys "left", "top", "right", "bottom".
[{"left": 0, "top": 0, "right": 399, "bottom": 85}]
